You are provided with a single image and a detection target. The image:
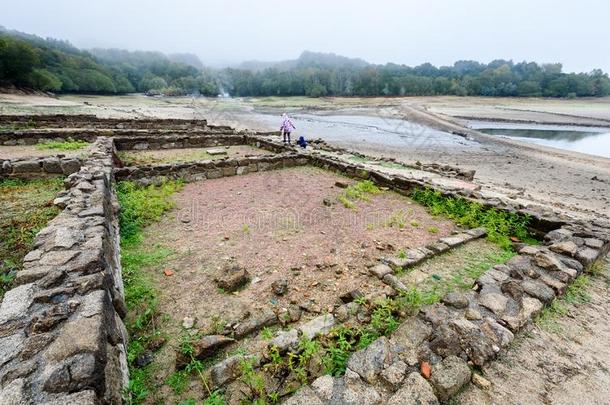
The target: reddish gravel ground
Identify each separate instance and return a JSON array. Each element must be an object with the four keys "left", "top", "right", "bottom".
[{"left": 144, "top": 166, "right": 457, "bottom": 332}]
